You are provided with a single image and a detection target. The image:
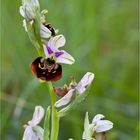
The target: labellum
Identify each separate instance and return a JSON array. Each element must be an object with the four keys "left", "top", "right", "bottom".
[
  {"left": 30, "top": 57, "right": 62, "bottom": 82},
  {"left": 53, "top": 85, "right": 68, "bottom": 97},
  {"left": 53, "top": 80, "right": 77, "bottom": 97}
]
